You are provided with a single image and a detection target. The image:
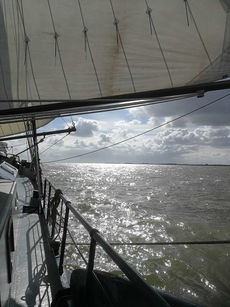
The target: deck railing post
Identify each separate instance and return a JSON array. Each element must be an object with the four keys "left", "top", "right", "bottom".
[
  {"left": 59, "top": 203, "right": 70, "bottom": 275},
  {"left": 46, "top": 183, "right": 52, "bottom": 222},
  {"left": 86, "top": 229, "right": 98, "bottom": 297},
  {"left": 43, "top": 179, "right": 47, "bottom": 210}
]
